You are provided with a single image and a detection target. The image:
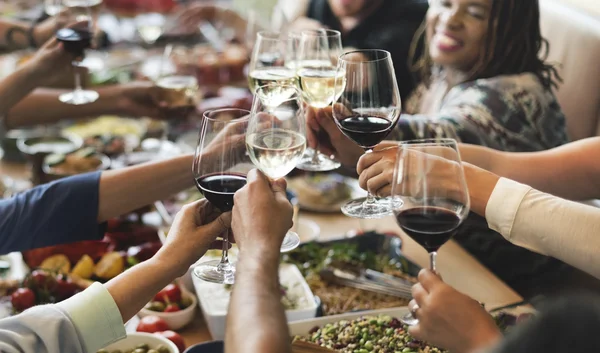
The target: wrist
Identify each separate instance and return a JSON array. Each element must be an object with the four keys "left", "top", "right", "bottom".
[
  {"left": 97, "top": 86, "right": 129, "bottom": 115},
  {"left": 150, "top": 249, "right": 192, "bottom": 279},
  {"left": 467, "top": 326, "right": 502, "bottom": 353},
  {"left": 463, "top": 163, "right": 500, "bottom": 216}
]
